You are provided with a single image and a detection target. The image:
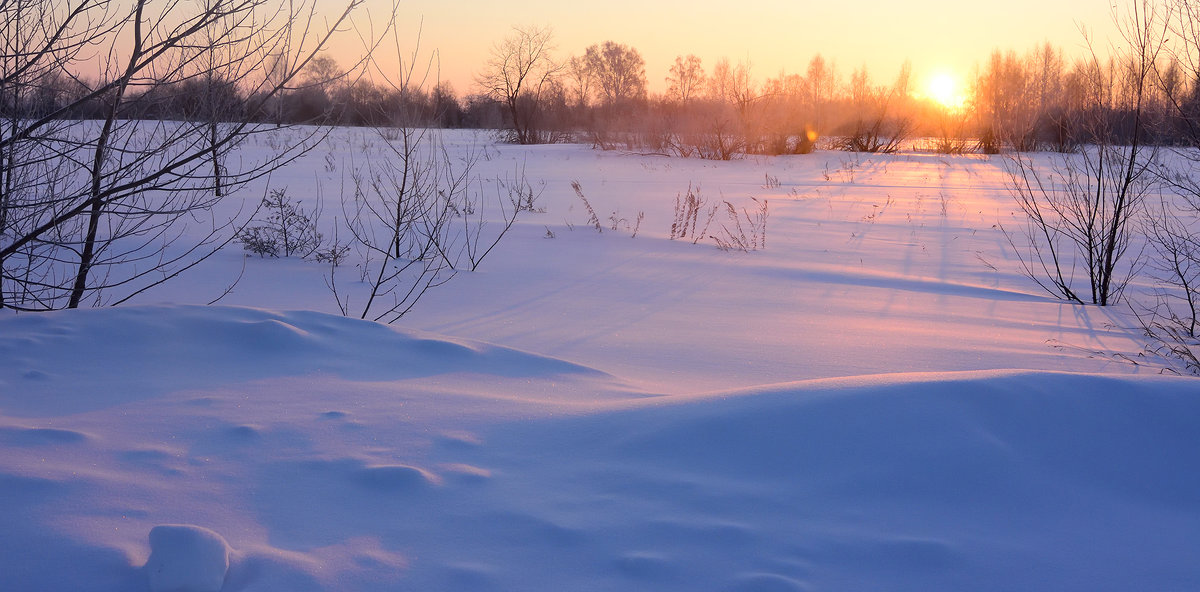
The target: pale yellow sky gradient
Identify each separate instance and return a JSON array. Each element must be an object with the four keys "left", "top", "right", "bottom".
[{"left": 347, "top": 0, "right": 1123, "bottom": 98}]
